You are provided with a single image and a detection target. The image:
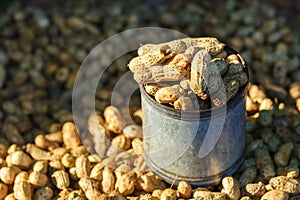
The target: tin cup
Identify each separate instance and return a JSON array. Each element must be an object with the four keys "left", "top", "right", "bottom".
[{"left": 140, "top": 47, "right": 249, "bottom": 187}]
